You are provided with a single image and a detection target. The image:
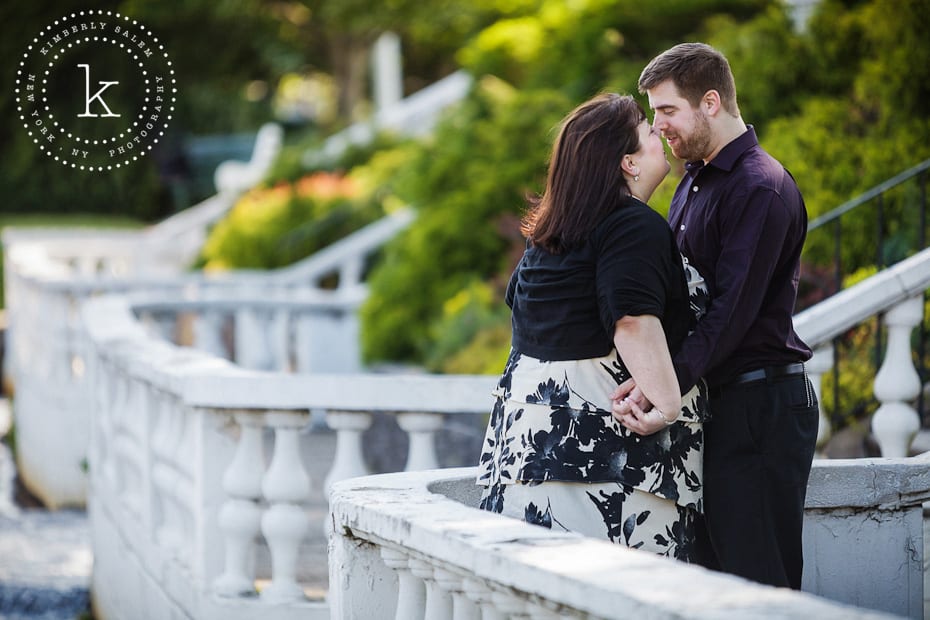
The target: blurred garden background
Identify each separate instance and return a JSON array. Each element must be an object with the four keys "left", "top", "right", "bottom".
[{"left": 3, "top": 0, "right": 930, "bottom": 434}]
